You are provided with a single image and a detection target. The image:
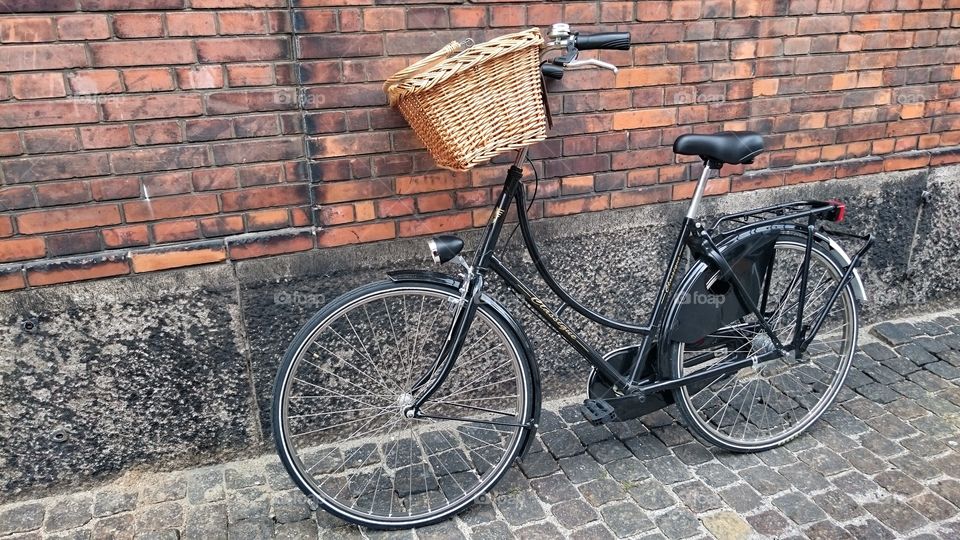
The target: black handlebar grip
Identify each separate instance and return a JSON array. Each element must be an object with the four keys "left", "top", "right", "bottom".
[
  {"left": 541, "top": 63, "right": 564, "bottom": 80},
  {"left": 575, "top": 32, "right": 631, "bottom": 51}
]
